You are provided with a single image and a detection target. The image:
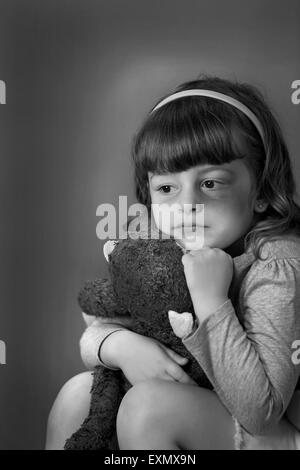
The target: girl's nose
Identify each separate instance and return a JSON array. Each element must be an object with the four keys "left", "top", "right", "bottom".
[{"left": 179, "top": 186, "right": 200, "bottom": 212}]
